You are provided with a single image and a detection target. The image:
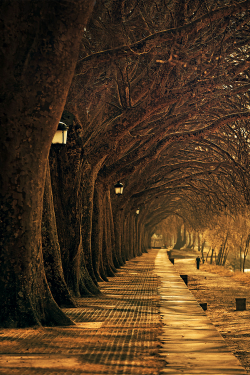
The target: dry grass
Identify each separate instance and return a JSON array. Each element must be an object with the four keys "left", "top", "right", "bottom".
[{"left": 201, "top": 263, "right": 250, "bottom": 287}]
